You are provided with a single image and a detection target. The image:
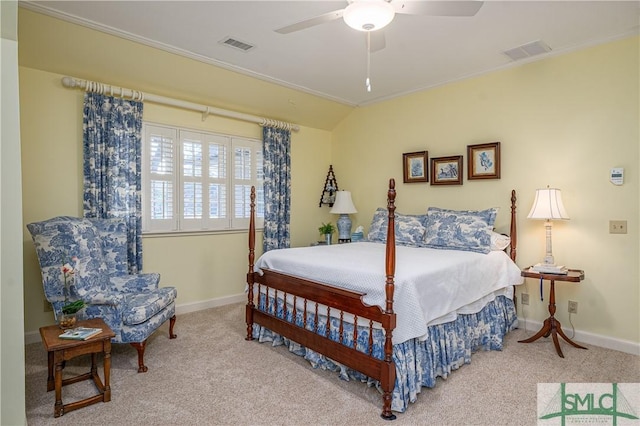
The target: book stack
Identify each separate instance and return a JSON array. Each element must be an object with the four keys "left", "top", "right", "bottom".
[
  {"left": 530, "top": 263, "right": 568, "bottom": 275},
  {"left": 59, "top": 327, "right": 102, "bottom": 340}
]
